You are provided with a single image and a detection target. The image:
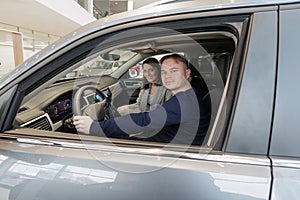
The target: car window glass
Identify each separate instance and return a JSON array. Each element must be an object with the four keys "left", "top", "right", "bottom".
[
  {"left": 62, "top": 50, "right": 137, "bottom": 79},
  {"left": 11, "top": 17, "right": 247, "bottom": 149}
]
